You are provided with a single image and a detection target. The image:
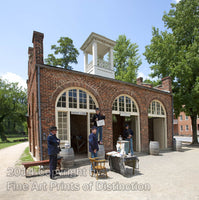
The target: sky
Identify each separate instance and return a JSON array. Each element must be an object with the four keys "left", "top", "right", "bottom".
[{"left": 0, "top": 0, "right": 179, "bottom": 89}]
